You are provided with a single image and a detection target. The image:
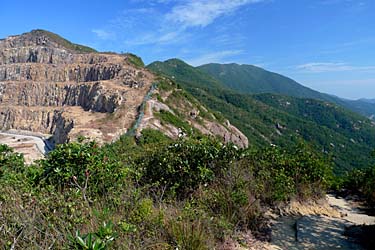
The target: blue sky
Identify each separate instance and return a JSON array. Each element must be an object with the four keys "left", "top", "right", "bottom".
[{"left": 1, "top": 0, "right": 374, "bottom": 99}]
